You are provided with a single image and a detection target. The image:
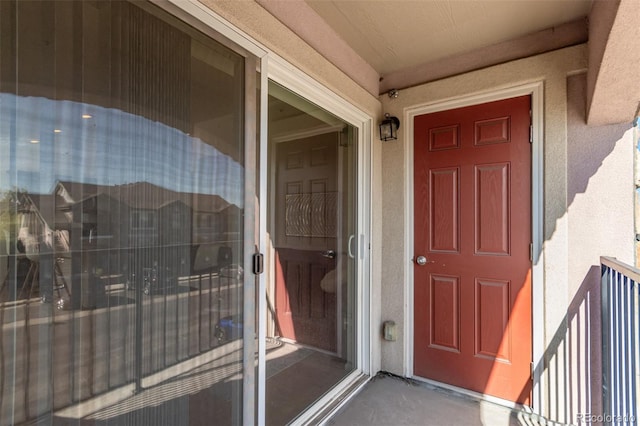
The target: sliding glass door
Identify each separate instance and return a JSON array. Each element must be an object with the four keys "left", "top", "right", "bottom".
[
  {"left": 265, "top": 81, "right": 359, "bottom": 424},
  {"left": 0, "top": 2, "right": 257, "bottom": 424}
]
